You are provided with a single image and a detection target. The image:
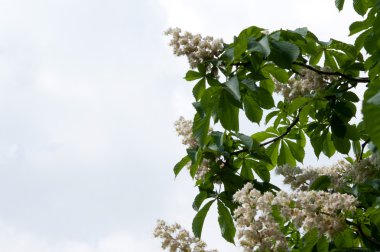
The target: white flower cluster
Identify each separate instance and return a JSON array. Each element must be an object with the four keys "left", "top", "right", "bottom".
[
  {"left": 174, "top": 117, "right": 217, "bottom": 181},
  {"left": 274, "top": 68, "right": 336, "bottom": 101},
  {"left": 276, "top": 162, "right": 347, "bottom": 191},
  {"left": 153, "top": 220, "right": 218, "bottom": 252},
  {"left": 346, "top": 155, "right": 380, "bottom": 183},
  {"left": 165, "top": 27, "right": 224, "bottom": 68},
  {"left": 174, "top": 116, "right": 198, "bottom": 149},
  {"left": 276, "top": 156, "right": 380, "bottom": 191},
  {"left": 195, "top": 160, "right": 210, "bottom": 181},
  {"left": 233, "top": 183, "right": 358, "bottom": 251}
]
